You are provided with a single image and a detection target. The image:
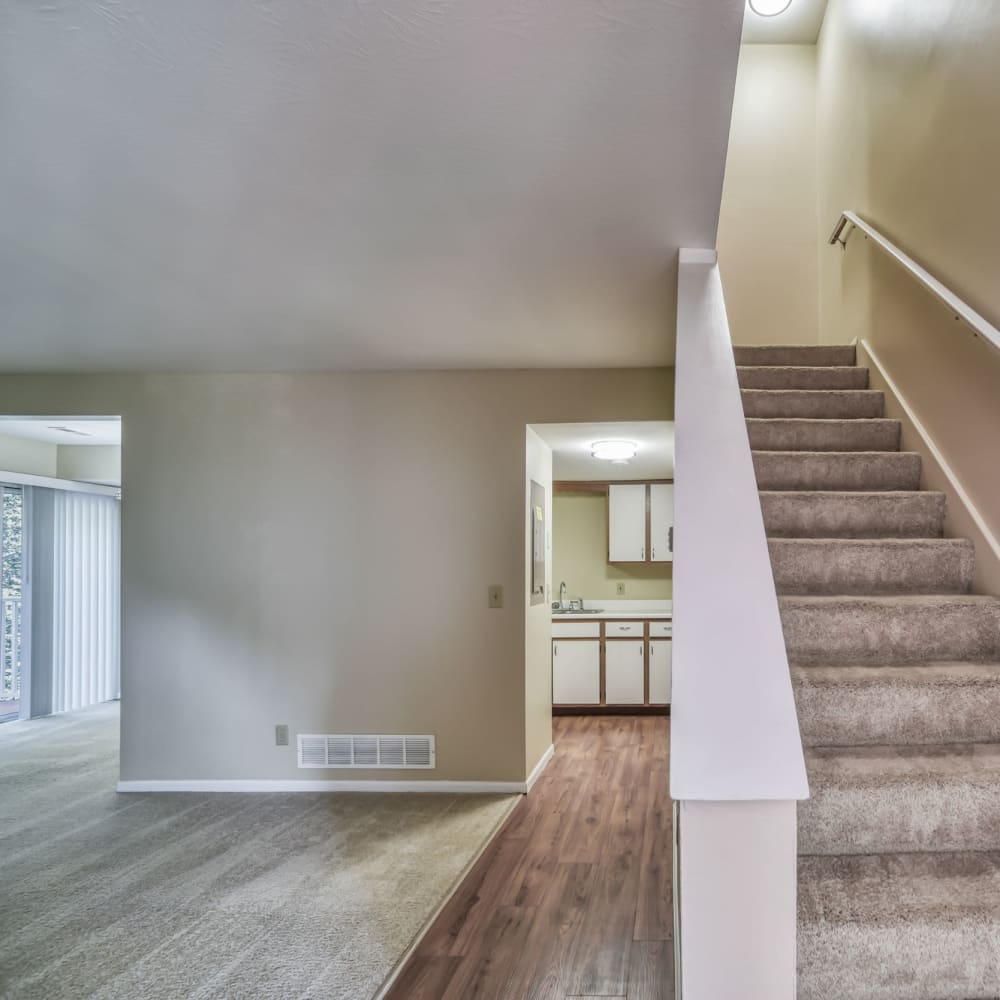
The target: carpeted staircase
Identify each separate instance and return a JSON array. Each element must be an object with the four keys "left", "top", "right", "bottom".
[{"left": 737, "top": 343, "right": 1000, "bottom": 1000}]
